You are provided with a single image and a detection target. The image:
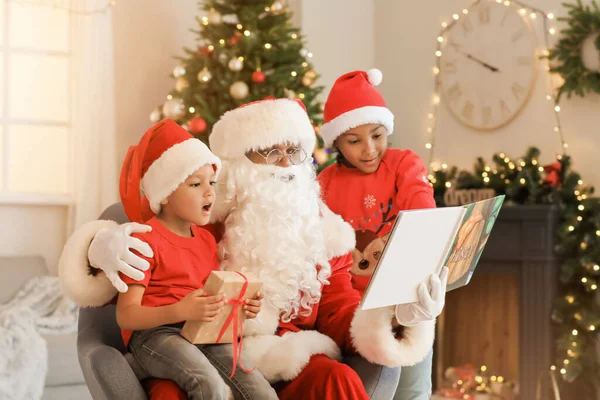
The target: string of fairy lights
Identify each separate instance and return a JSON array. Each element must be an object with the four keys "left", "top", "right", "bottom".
[
  {"left": 425, "top": 0, "right": 568, "bottom": 182},
  {"left": 424, "top": 0, "right": 598, "bottom": 385},
  {"left": 8, "top": 0, "right": 116, "bottom": 15}
]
